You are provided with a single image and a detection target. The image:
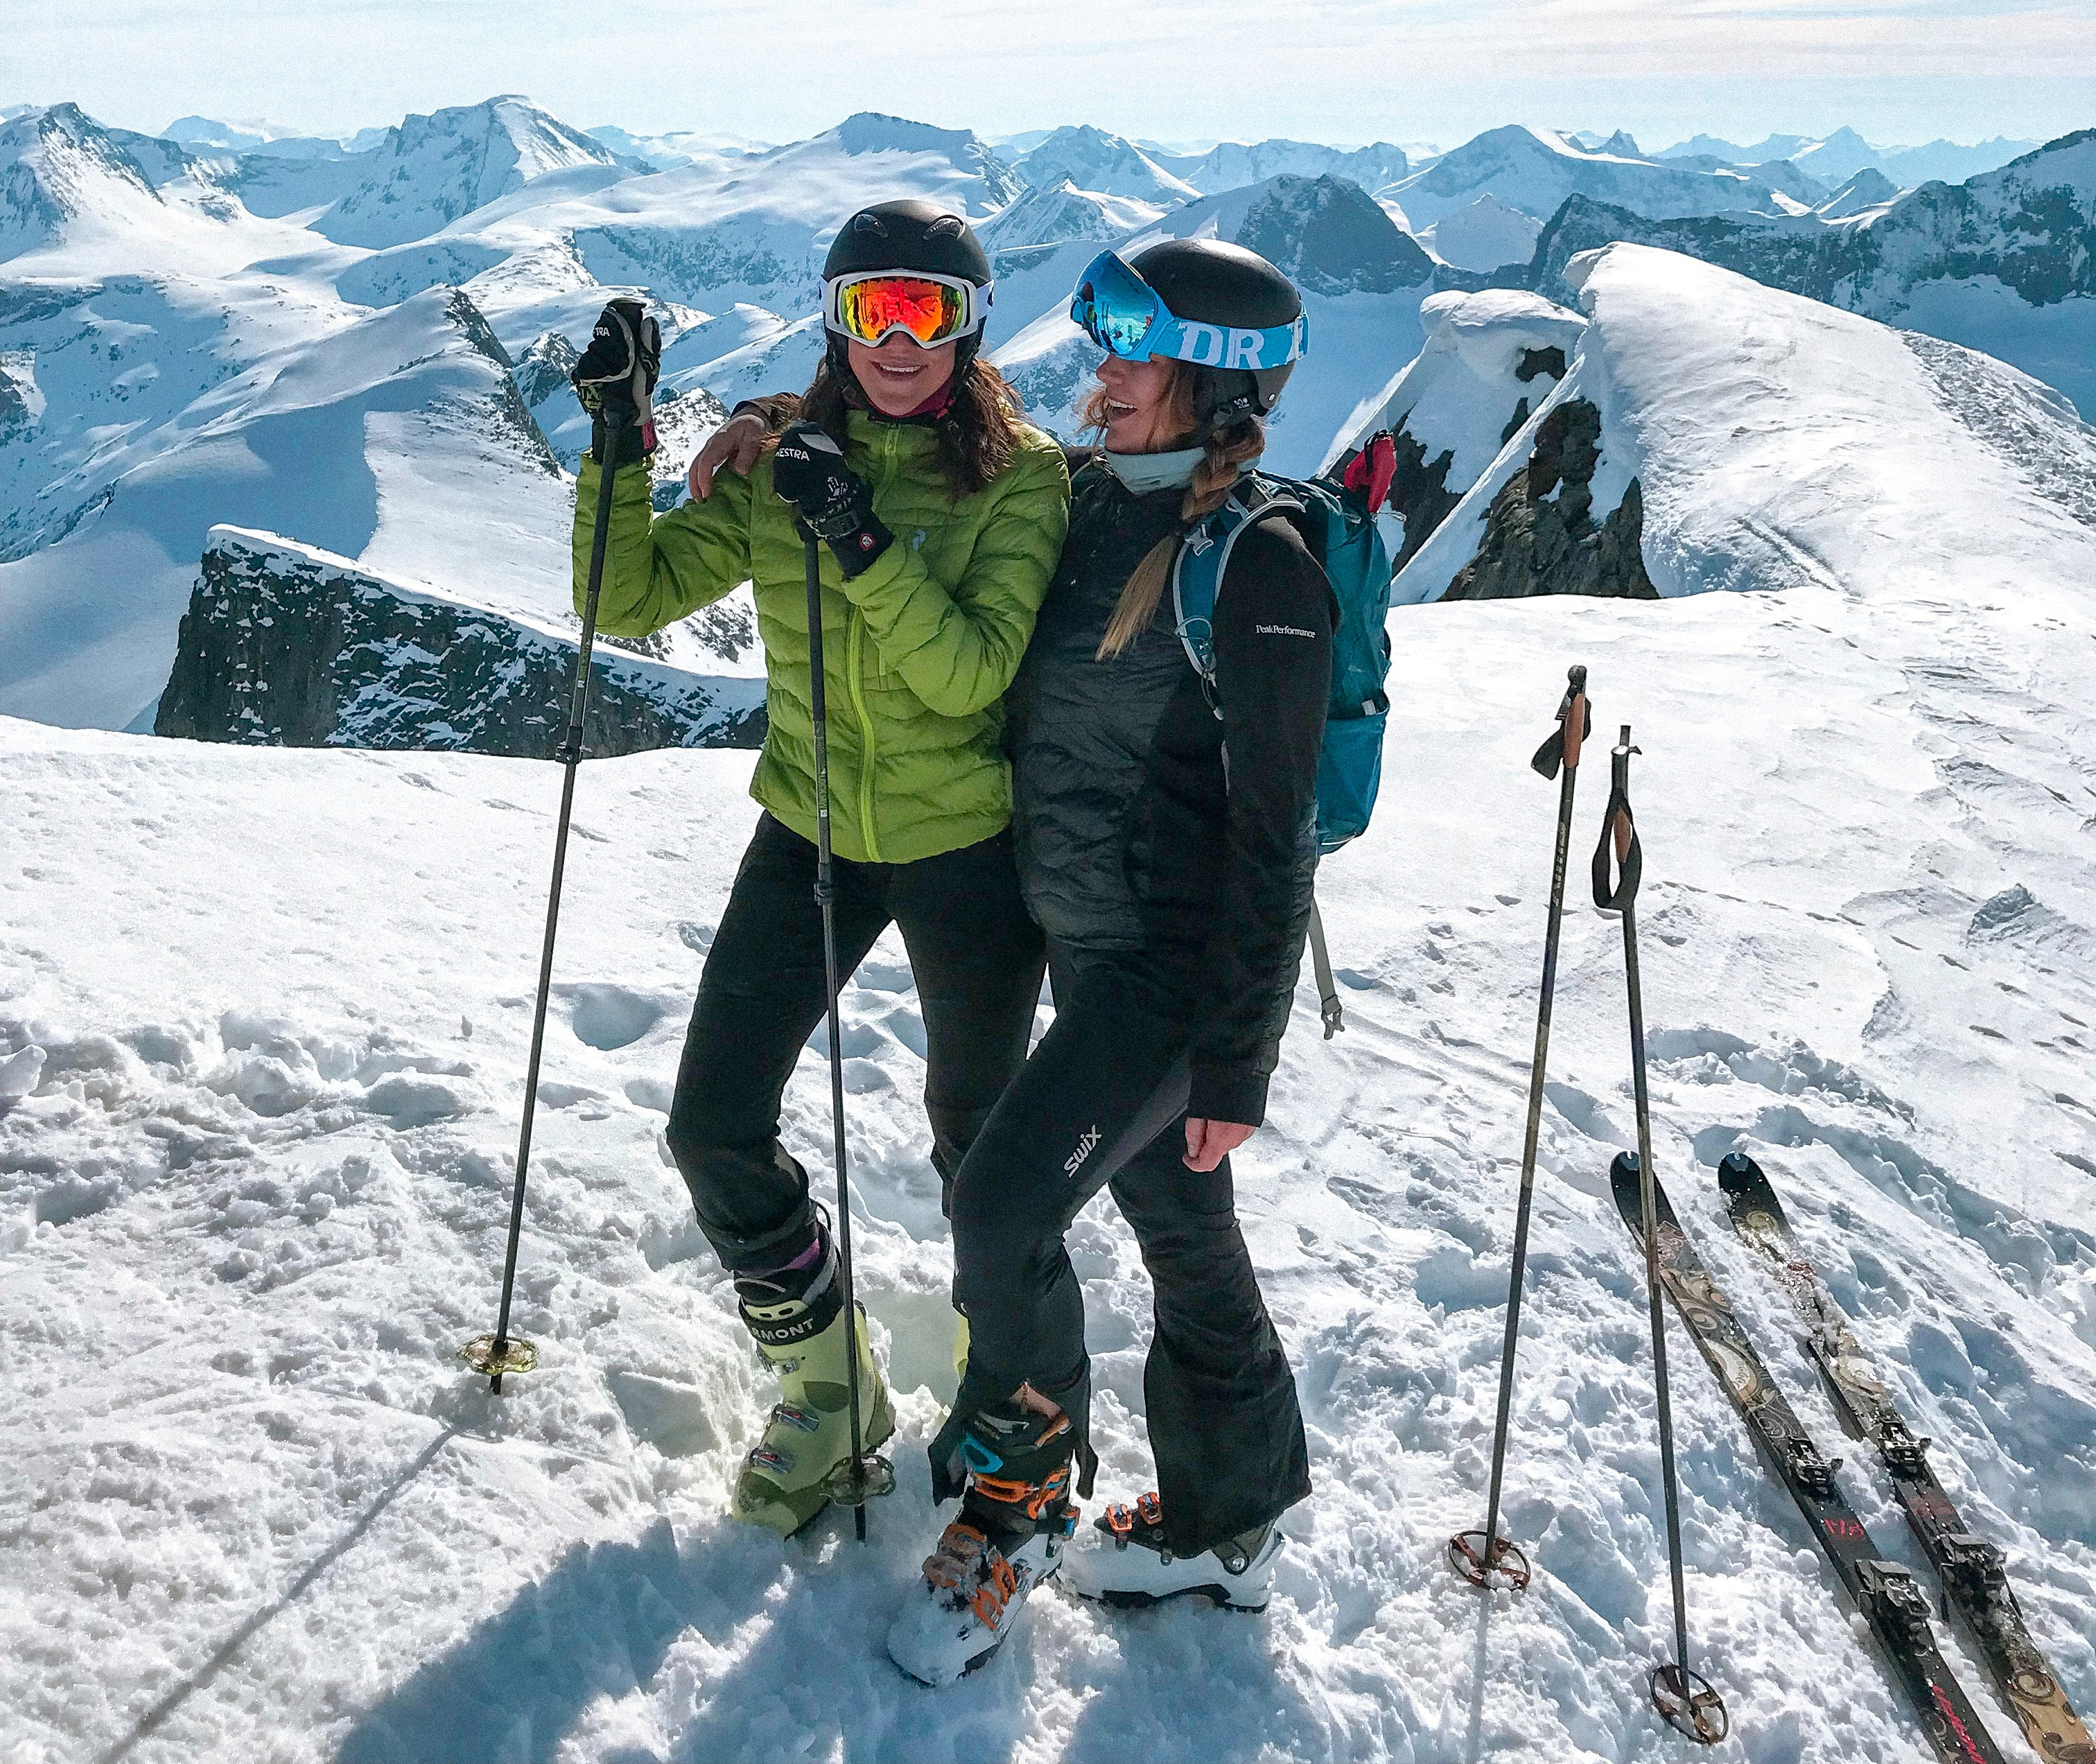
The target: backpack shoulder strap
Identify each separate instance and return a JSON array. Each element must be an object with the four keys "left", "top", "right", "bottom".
[{"left": 1169, "top": 478, "right": 1304, "bottom": 706}]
